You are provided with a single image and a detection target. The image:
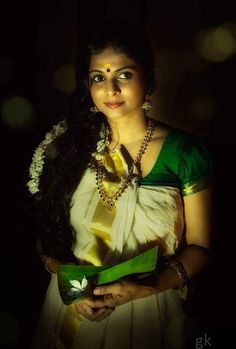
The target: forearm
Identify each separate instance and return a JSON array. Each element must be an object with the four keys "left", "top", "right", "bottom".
[{"left": 154, "top": 244, "right": 211, "bottom": 293}]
